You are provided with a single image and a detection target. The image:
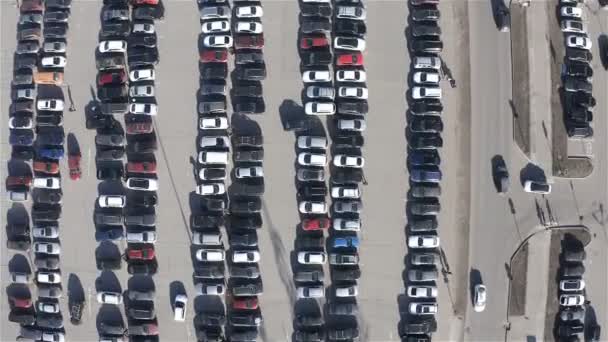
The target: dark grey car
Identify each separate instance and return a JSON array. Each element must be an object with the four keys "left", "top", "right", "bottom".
[
  {"left": 94, "top": 212, "right": 123, "bottom": 226},
  {"left": 408, "top": 267, "right": 439, "bottom": 282},
  {"left": 231, "top": 281, "right": 263, "bottom": 296},
  {"left": 124, "top": 213, "right": 156, "bottom": 226},
  {"left": 410, "top": 184, "right": 441, "bottom": 198},
  {"left": 95, "top": 134, "right": 125, "bottom": 147}
]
